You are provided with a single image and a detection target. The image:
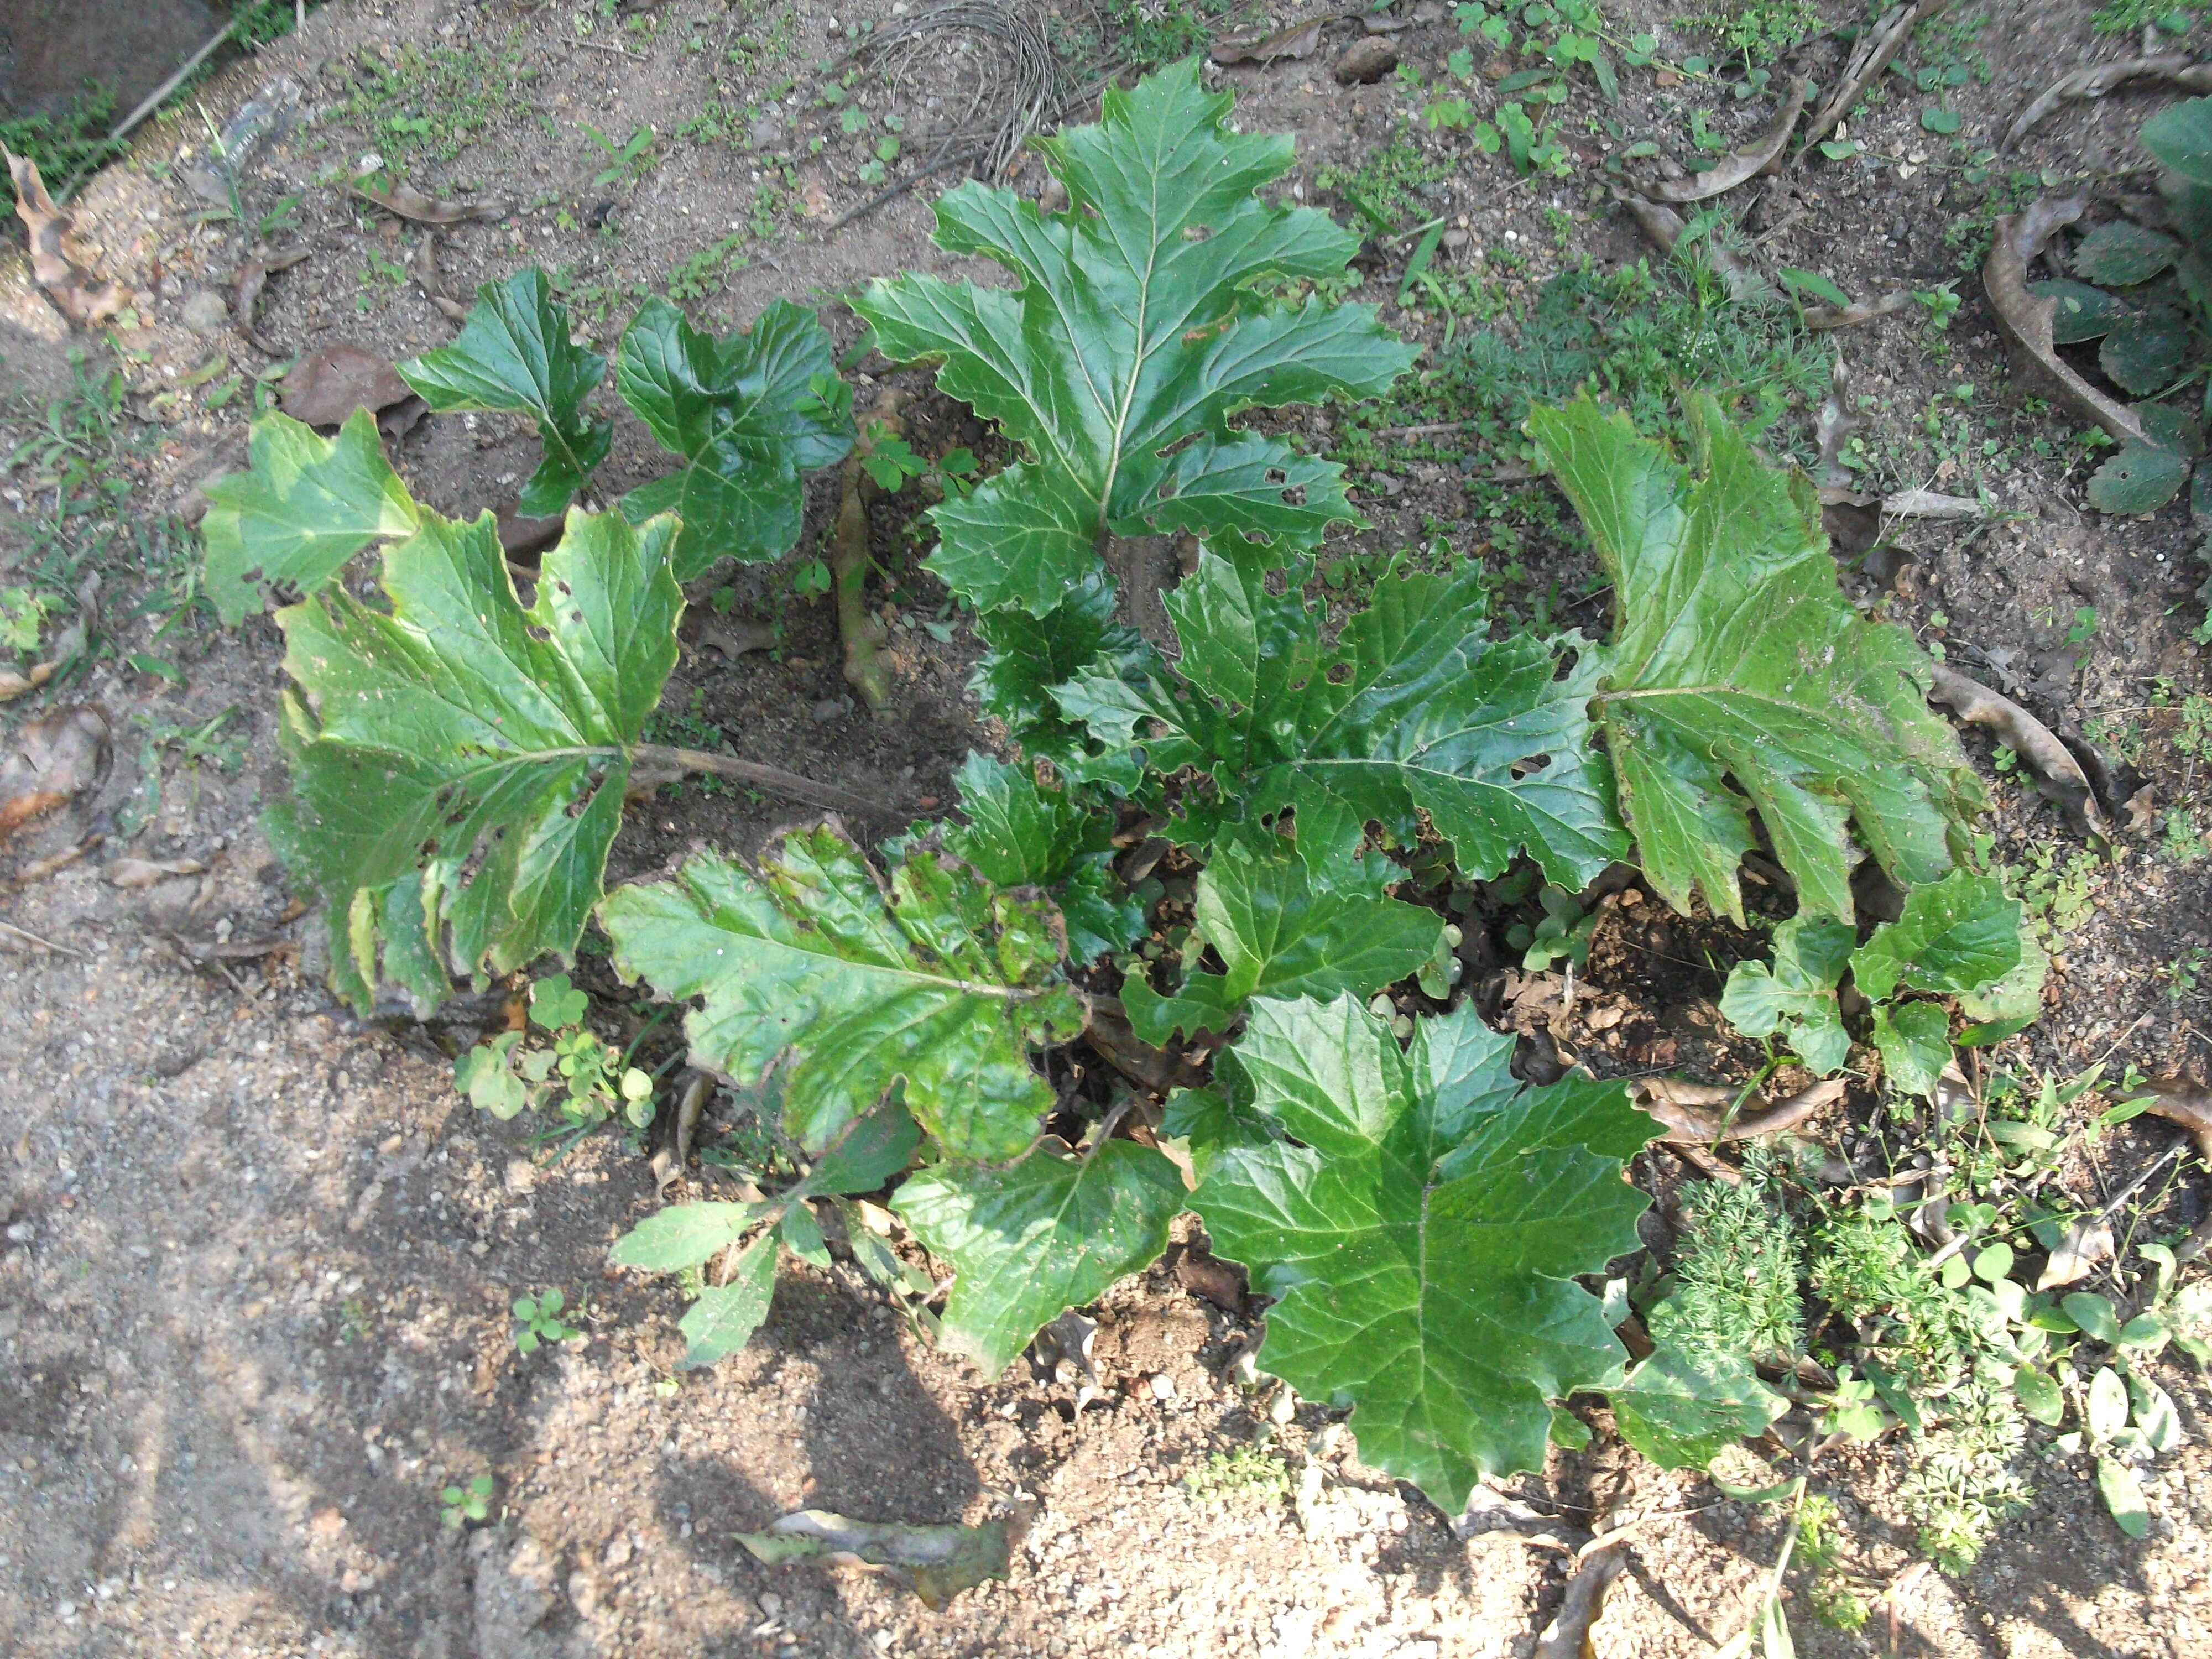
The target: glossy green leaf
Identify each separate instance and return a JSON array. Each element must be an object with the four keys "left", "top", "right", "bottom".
[
  {"left": 399, "top": 268, "right": 612, "bottom": 516},
  {"left": 599, "top": 822, "right": 1086, "bottom": 1162},
  {"left": 780, "top": 1198, "right": 832, "bottom": 1267},
  {"left": 894, "top": 1137, "right": 1185, "bottom": 1375},
  {"left": 1124, "top": 831, "right": 1442, "bottom": 1044},
  {"left": 853, "top": 60, "right": 1412, "bottom": 613},
  {"left": 2089, "top": 1363, "right": 2131, "bottom": 1438},
  {"left": 202, "top": 409, "right": 420, "bottom": 624},
  {"left": 1059, "top": 547, "right": 1626, "bottom": 891},
  {"left": 1191, "top": 996, "right": 1657, "bottom": 1509},
  {"left": 2028, "top": 279, "right": 2129, "bottom": 345},
  {"left": 1610, "top": 1341, "right": 1788, "bottom": 1469},
  {"left": 1531, "top": 394, "right": 1979, "bottom": 925},
  {"left": 2066, "top": 1292, "right": 2122, "bottom": 1344},
  {"left": 1851, "top": 871, "right": 2027, "bottom": 1001},
  {"left": 1872, "top": 1000, "right": 1950, "bottom": 1097},
  {"left": 2015, "top": 1364, "right": 2064, "bottom": 1426},
  {"left": 679, "top": 1234, "right": 778, "bottom": 1367},
  {"left": 2088, "top": 441, "right": 2192, "bottom": 514},
  {"left": 969, "top": 575, "right": 1150, "bottom": 787},
  {"left": 2145, "top": 95, "right": 2212, "bottom": 187},
  {"left": 613, "top": 297, "right": 854, "bottom": 580},
  {"left": 609, "top": 1201, "right": 762, "bottom": 1271},
  {"left": 936, "top": 752, "right": 1142, "bottom": 964},
  {"left": 2099, "top": 309, "right": 2192, "bottom": 397},
  {"left": 269, "top": 506, "right": 682, "bottom": 1011},
  {"left": 2128, "top": 1371, "right": 2182, "bottom": 1452},
  {"left": 2073, "top": 221, "right": 2181, "bottom": 287},
  {"left": 1718, "top": 915, "right": 1855, "bottom": 1074}
]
